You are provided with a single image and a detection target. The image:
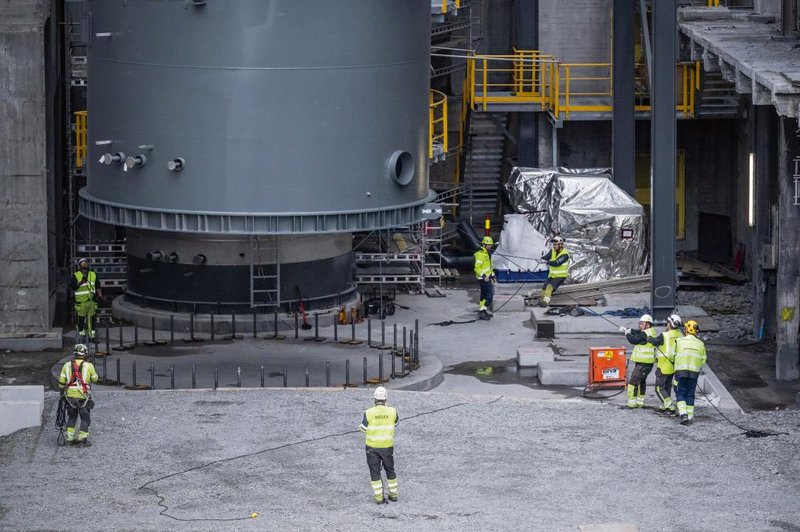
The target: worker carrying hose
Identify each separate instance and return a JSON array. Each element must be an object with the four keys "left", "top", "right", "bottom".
[
  {"left": 58, "top": 344, "right": 98, "bottom": 446},
  {"left": 673, "top": 320, "right": 707, "bottom": 425},
  {"left": 619, "top": 314, "right": 657, "bottom": 408},
  {"left": 474, "top": 236, "right": 496, "bottom": 320},
  {"left": 359, "top": 386, "right": 399, "bottom": 504},
  {"left": 539, "top": 236, "right": 570, "bottom": 307},
  {"left": 647, "top": 314, "right": 684, "bottom": 414},
  {"left": 69, "top": 257, "right": 102, "bottom": 340}
]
